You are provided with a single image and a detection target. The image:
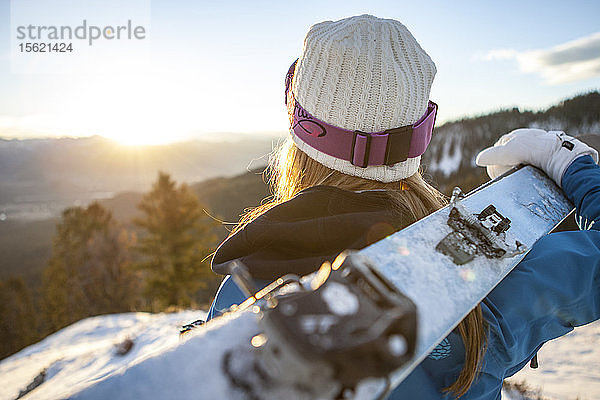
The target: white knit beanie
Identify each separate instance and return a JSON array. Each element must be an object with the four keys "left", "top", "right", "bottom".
[{"left": 289, "top": 14, "right": 437, "bottom": 182}]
